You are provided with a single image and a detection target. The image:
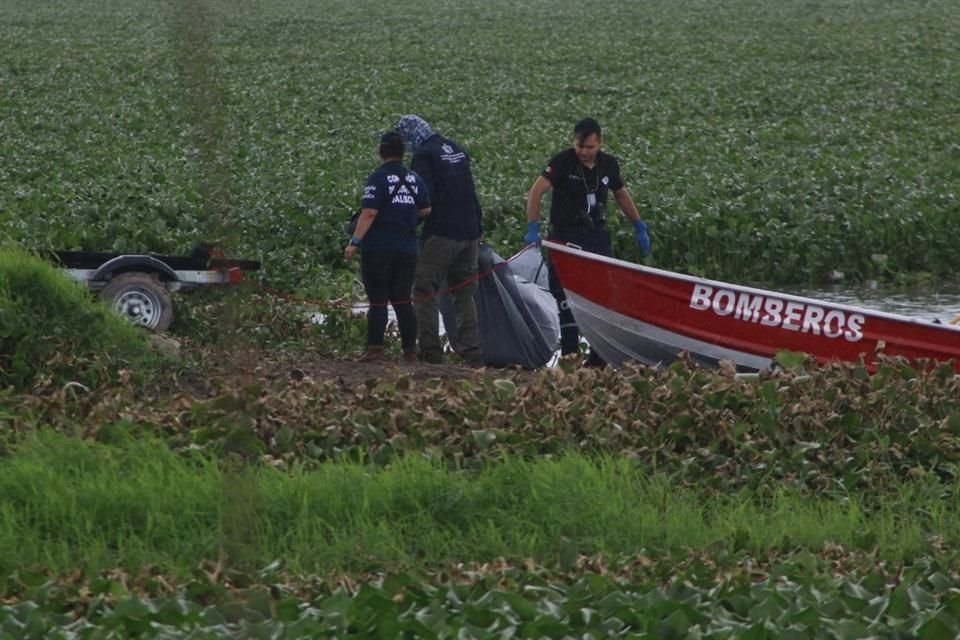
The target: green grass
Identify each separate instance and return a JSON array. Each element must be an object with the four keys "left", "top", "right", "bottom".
[
  {"left": 1, "top": 431, "right": 956, "bottom": 576},
  {"left": 0, "top": 247, "right": 163, "bottom": 390},
  {"left": 2, "top": 0, "right": 959, "bottom": 287}
]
